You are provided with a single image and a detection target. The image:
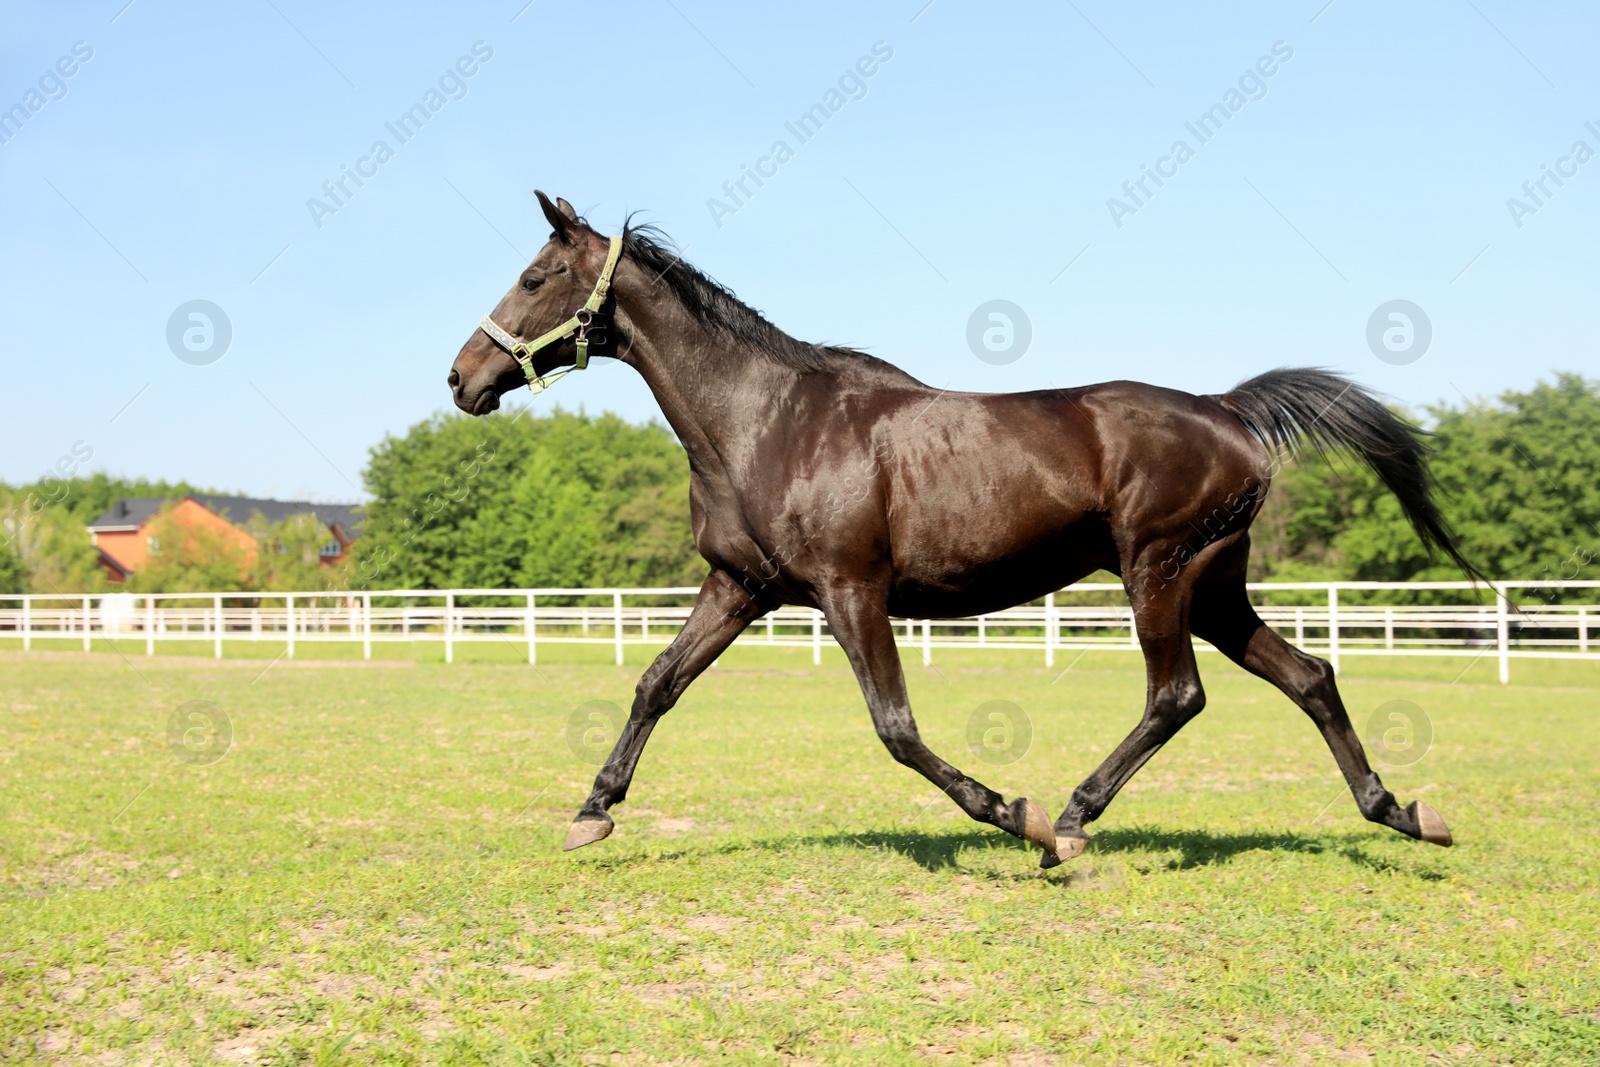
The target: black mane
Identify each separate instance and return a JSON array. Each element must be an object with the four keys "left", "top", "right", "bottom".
[{"left": 619, "top": 218, "right": 864, "bottom": 373}]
